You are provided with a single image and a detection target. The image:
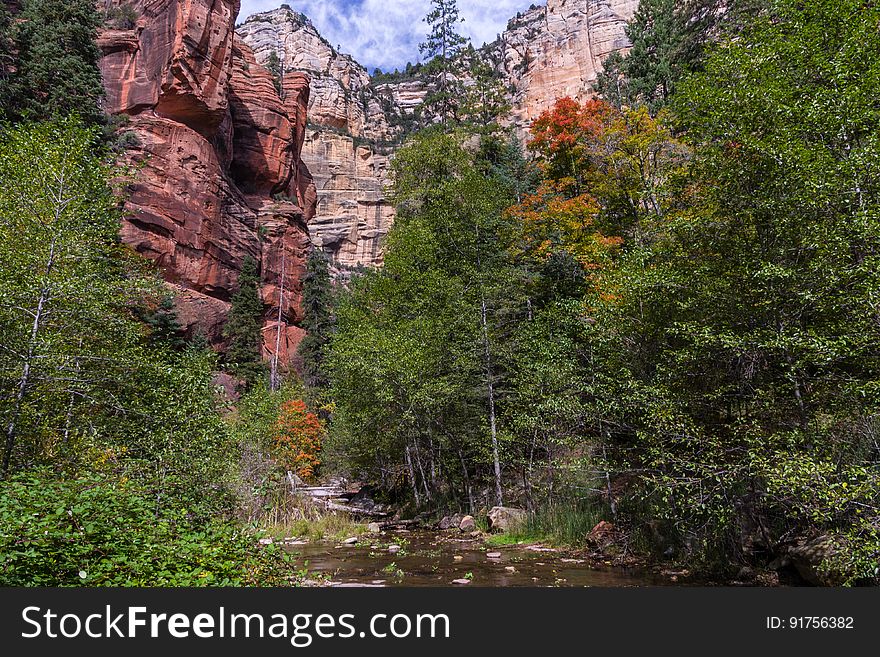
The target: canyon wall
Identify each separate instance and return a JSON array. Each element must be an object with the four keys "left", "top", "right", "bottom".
[
  {"left": 237, "top": 8, "right": 399, "bottom": 270},
  {"left": 98, "top": 0, "right": 317, "bottom": 364},
  {"left": 490, "top": 0, "right": 638, "bottom": 135},
  {"left": 238, "top": 0, "right": 637, "bottom": 269}
]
